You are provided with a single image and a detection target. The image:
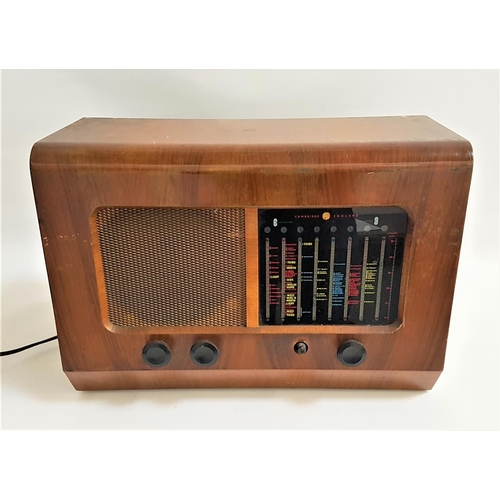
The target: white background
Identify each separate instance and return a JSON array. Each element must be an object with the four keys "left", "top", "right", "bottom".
[{"left": 1, "top": 69, "right": 499, "bottom": 430}]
